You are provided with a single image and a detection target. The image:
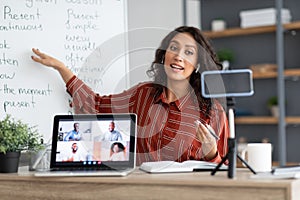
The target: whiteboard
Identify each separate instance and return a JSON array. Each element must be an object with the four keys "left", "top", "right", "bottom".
[{"left": 0, "top": 0, "right": 129, "bottom": 141}]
